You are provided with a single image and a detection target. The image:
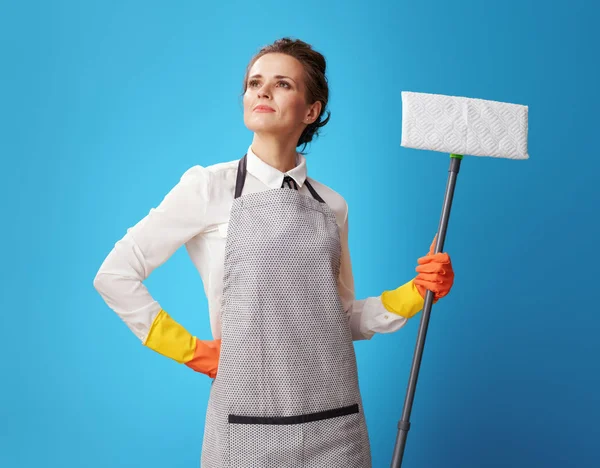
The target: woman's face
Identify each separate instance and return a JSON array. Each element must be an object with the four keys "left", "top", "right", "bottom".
[{"left": 243, "top": 53, "right": 321, "bottom": 139}]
